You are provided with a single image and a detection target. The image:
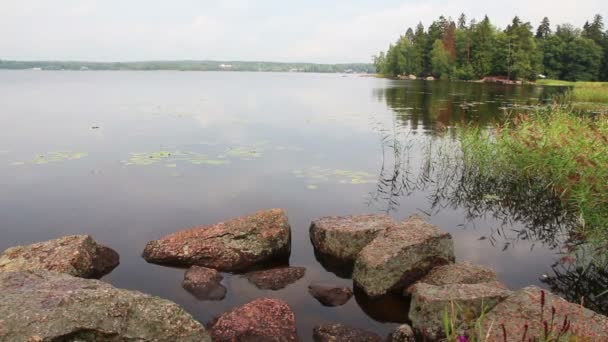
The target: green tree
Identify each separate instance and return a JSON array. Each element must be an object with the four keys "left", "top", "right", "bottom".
[
  {"left": 471, "top": 16, "right": 496, "bottom": 78},
  {"left": 536, "top": 17, "right": 552, "bottom": 39},
  {"left": 431, "top": 39, "right": 451, "bottom": 79}
]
